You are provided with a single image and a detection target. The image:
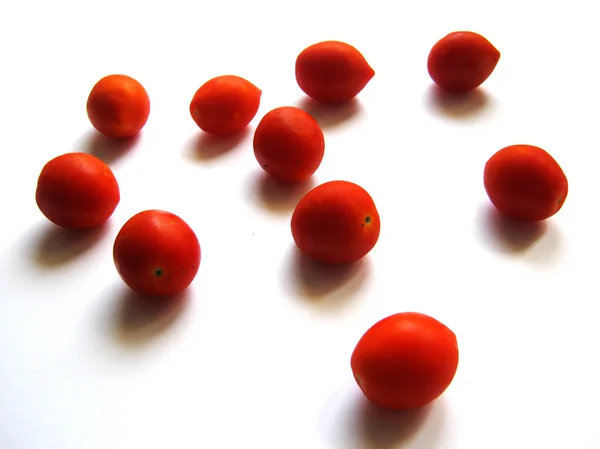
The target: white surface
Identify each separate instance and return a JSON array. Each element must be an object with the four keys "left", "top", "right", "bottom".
[{"left": 0, "top": 1, "right": 599, "bottom": 448}]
